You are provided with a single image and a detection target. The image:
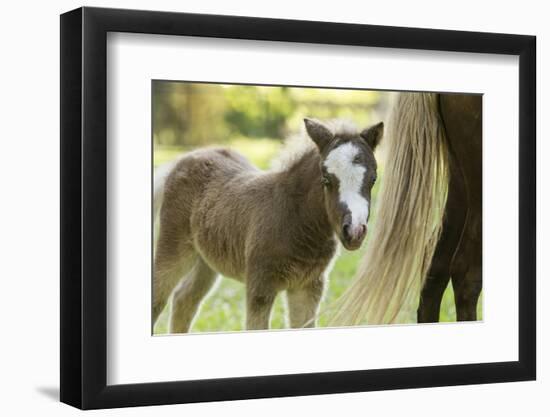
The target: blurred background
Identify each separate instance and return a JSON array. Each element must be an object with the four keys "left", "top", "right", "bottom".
[
  {"left": 153, "top": 81, "right": 388, "bottom": 168},
  {"left": 153, "top": 81, "right": 481, "bottom": 334}
]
